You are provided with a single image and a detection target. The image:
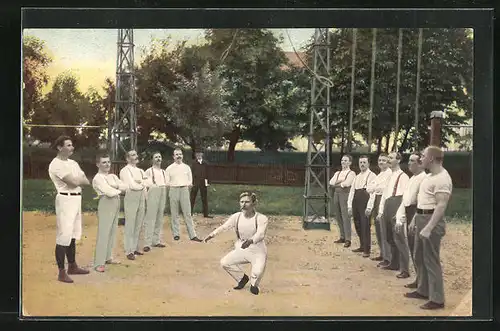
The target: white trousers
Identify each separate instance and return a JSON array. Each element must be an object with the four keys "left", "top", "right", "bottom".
[
  {"left": 220, "top": 240, "right": 267, "bottom": 287},
  {"left": 55, "top": 194, "right": 82, "bottom": 246}
]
